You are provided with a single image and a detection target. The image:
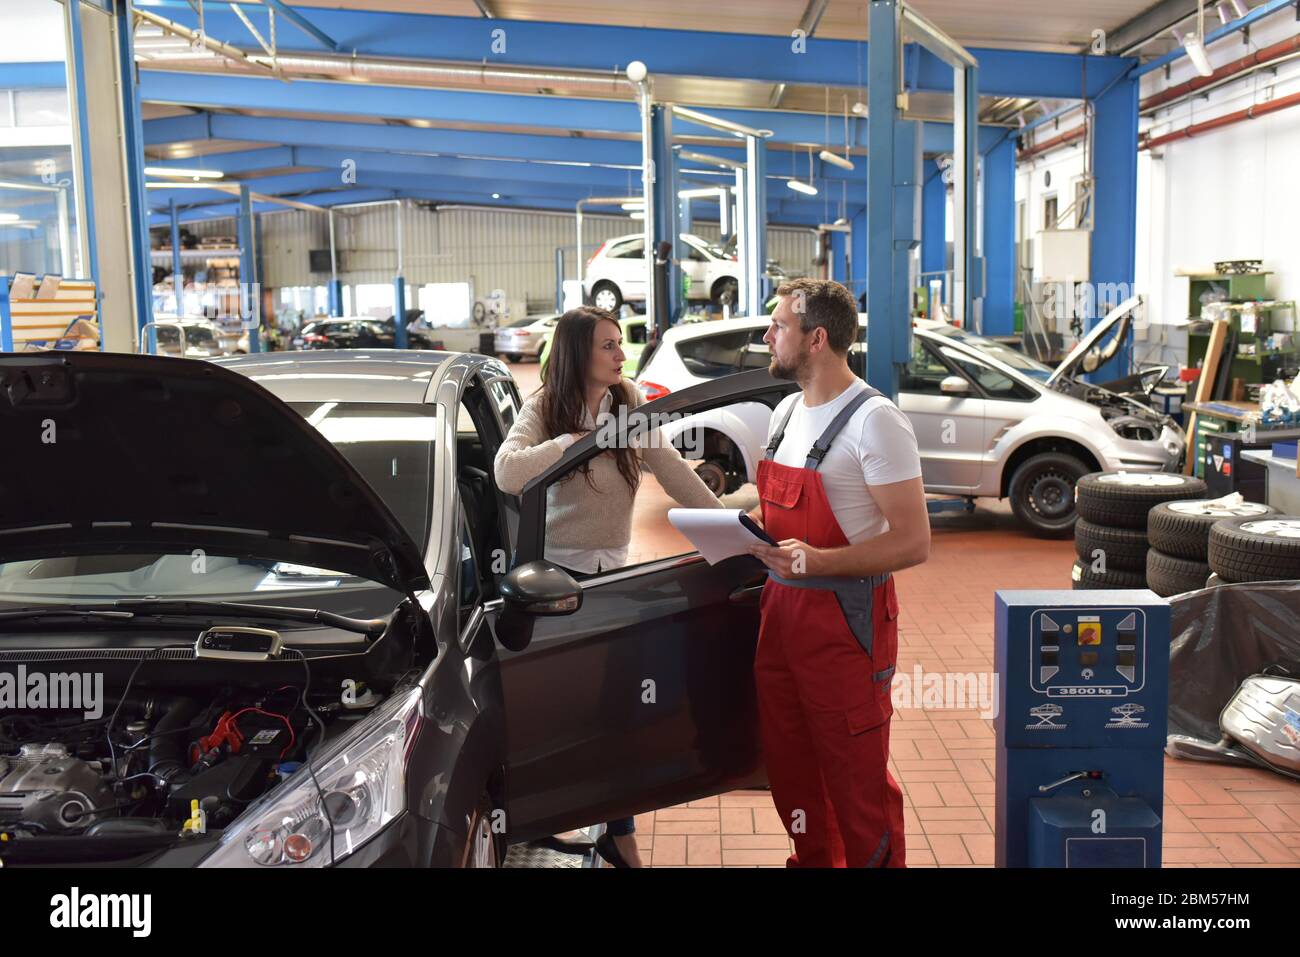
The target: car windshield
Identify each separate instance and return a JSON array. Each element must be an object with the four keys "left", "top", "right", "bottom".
[
  {"left": 0, "top": 402, "right": 435, "bottom": 608},
  {"left": 684, "top": 234, "right": 728, "bottom": 259},
  {"left": 506, "top": 316, "right": 540, "bottom": 328},
  {"left": 185, "top": 326, "right": 215, "bottom": 344},
  {"left": 923, "top": 324, "right": 1054, "bottom": 382}
]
